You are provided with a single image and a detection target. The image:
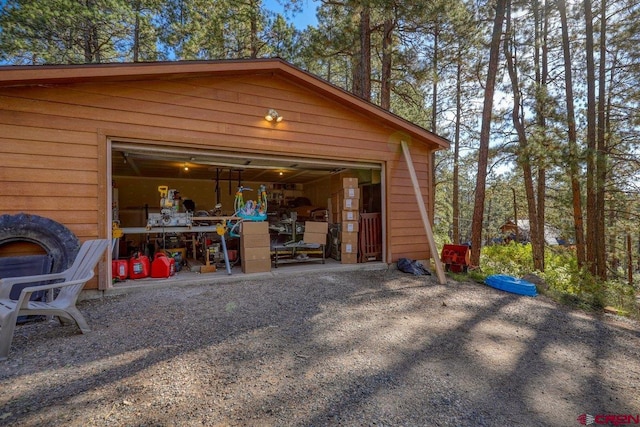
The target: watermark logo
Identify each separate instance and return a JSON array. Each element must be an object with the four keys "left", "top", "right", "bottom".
[
  {"left": 578, "top": 414, "right": 595, "bottom": 425},
  {"left": 577, "top": 413, "right": 640, "bottom": 426}
]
